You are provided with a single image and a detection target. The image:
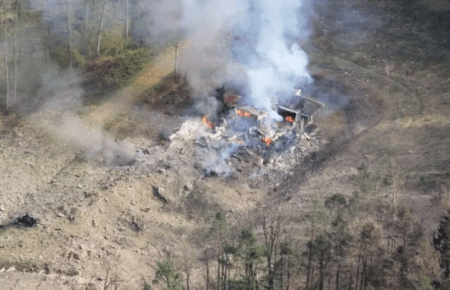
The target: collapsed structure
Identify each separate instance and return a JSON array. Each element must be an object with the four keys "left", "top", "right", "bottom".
[
  {"left": 169, "top": 89, "right": 326, "bottom": 176},
  {"left": 219, "top": 89, "right": 324, "bottom": 145}
]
